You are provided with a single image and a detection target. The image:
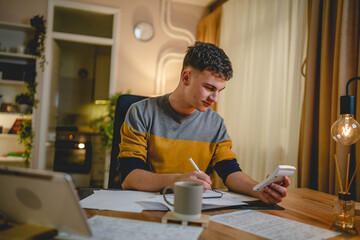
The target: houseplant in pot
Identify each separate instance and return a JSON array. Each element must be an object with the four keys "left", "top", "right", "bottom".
[
  {"left": 15, "top": 14, "right": 45, "bottom": 168},
  {"left": 15, "top": 93, "right": 33, "bottom": 114}
]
